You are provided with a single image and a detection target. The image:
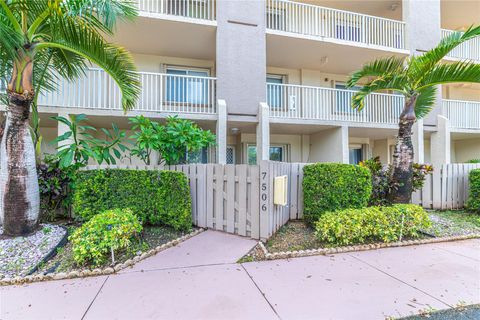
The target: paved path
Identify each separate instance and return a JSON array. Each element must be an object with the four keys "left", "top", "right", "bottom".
[{"left": 1, "top": 231, "right": 479, "bottom": 320}]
